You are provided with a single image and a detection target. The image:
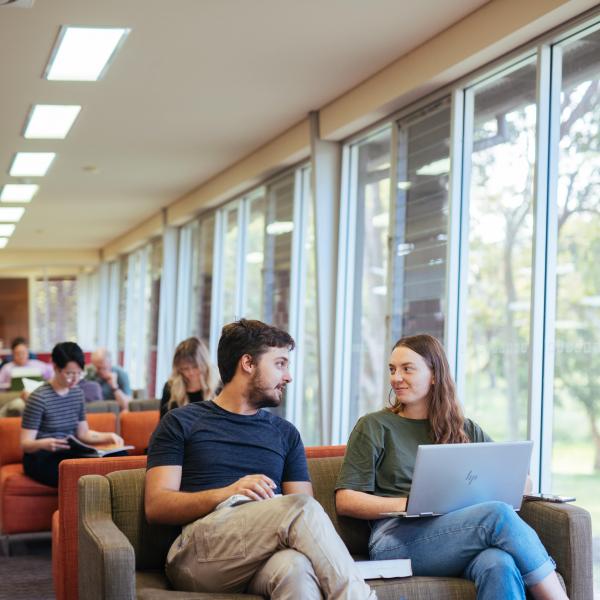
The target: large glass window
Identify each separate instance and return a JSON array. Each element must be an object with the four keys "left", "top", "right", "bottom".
[
  {"left": 32, "top": 277, "right": 78, "bottom": 350},
  {"left": 462, "top": 60, "right": 537, "bottom": 441},
  {"left": 189, "top": 213, "right": 215, "bottom": 343},
  {"left": 346, "top": 128, "right": 392, "bottom": 424},
  {"left": 263, "top": 173, "right": 295, "bottom": 330},
  {"left": 145, "top": 237, "right": 162, "bottom": 397},
  {"left": 390, "top": 100, "right": 451, "bottom": 343},
  {"left": 550, "top": 27, "right": 600, "bottom": 588},
  {"left": 221, "top": 205, "right": 241, "bottom": 327},
  {"left": 245, "top": 190, "right": 266, "bottom": 319}
]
